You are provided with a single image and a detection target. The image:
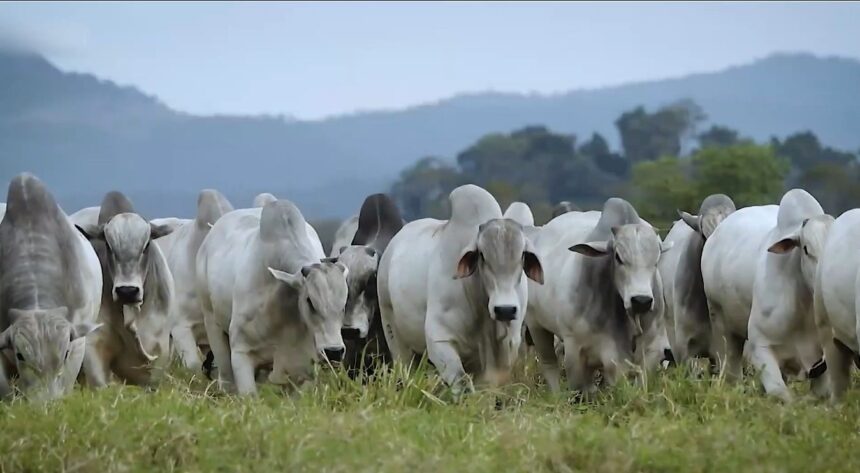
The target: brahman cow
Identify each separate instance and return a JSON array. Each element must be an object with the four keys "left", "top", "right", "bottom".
[
  {"left": 527, "top": 198, "right": 672, "bottom": 394},
  {"left": 659, "top": 194, "right": 735, "bottom": 364},
  {"left": 159, "top": 190, "right": 233, "bottom": 374},
  {"left": 76, "top": 192, "right": 175, "bottom": 386},
  {"left": 378, "top": 185, "right": 544, "bottom": 396},
  {"left": 330, "top": 215, "right": 359, "bottom": 258},
  {"left": 196, "top": 200, "right": 349, "bottom": 395},
  {"left": 0, "top": 174, "right": 101, "bottom": 400},
  {"left": 702, "top": 189, "right": 831, "bottom": 401},
  {"left": 337, "top": 193, "right": 404, "bottom": 376},
  {"left": 814, "top": 208, "right": 860, "bottom": 402}
]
